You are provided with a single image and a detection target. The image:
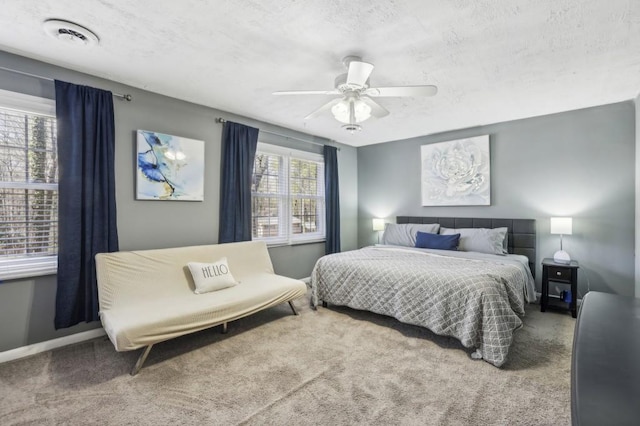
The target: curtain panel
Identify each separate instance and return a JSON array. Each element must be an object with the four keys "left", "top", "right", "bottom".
[
  {"left": 218, "top": 121, "right": 259, "bottom": 243},
  {"left": 324, "top": 145, "right": 340, "bottom": 254},
  {"left": 54, "top": 80, "right": 119, "bottom": 329}
]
